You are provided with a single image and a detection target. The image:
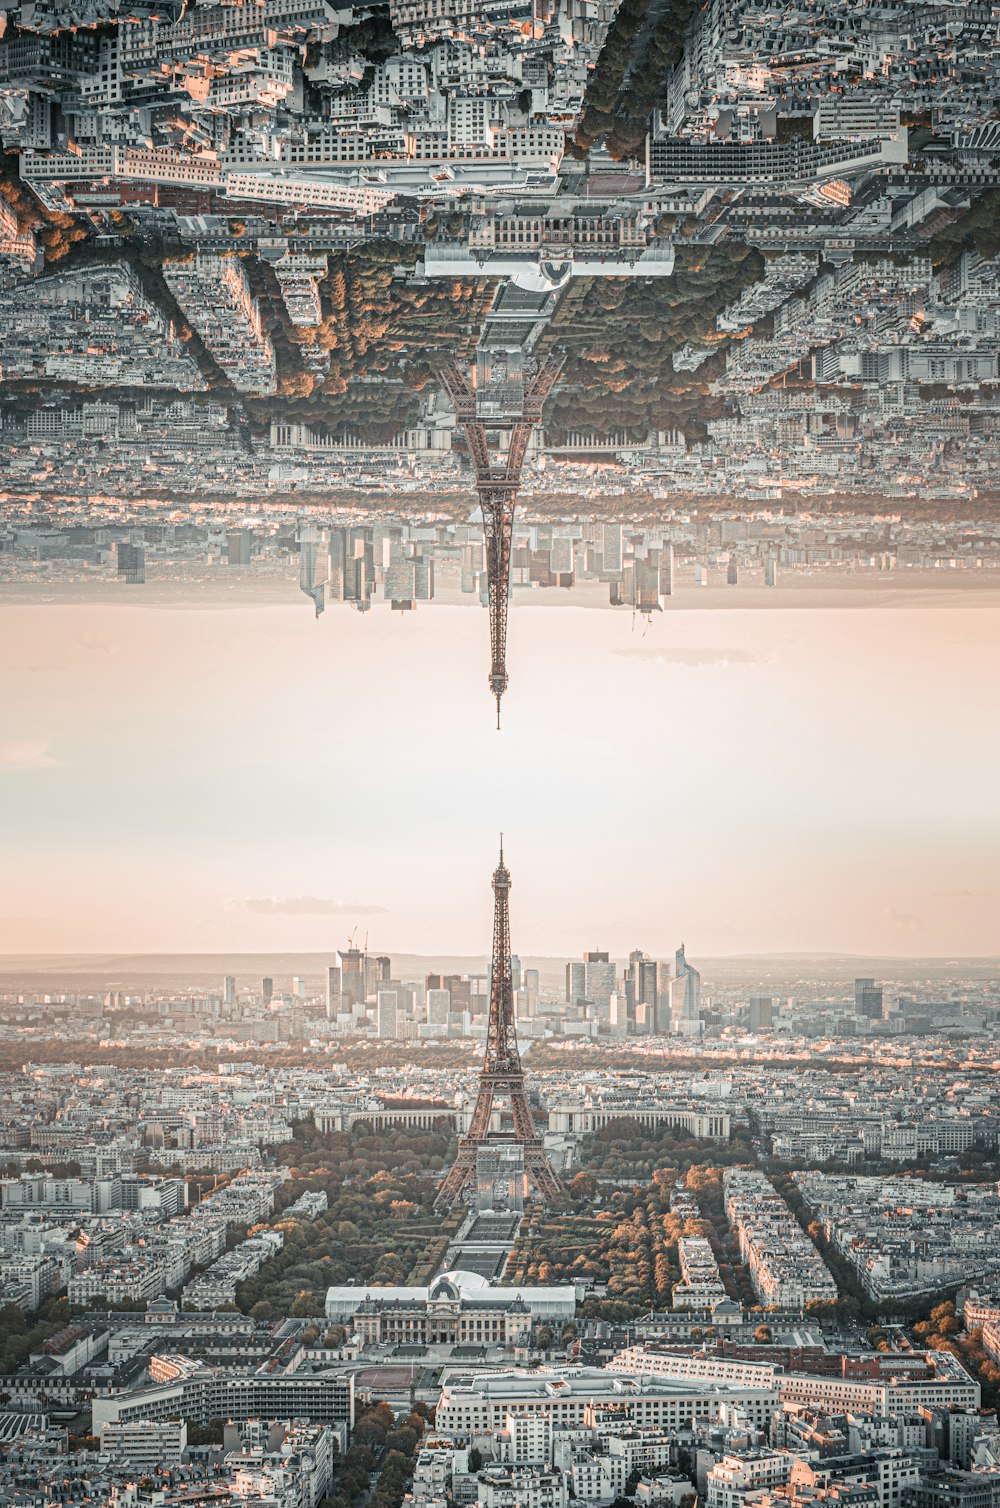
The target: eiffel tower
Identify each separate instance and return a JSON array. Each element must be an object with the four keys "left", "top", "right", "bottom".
[
  {"left": 434, "top": 843, "right": 563, "bottom": 1209},
  {"left": 440, "top": 354, "right": 564, "bottom": 727}
]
